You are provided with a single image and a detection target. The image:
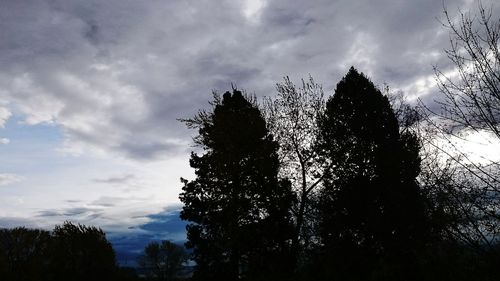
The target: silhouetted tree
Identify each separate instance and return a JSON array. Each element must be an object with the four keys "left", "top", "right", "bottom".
[
  {"left": 316, "top": 68, "right": 432, "bottom": 280},
  {"left": 434, "top": 2, "right": 500, "bottom": 139},
  {"left": 138, "top": 240, "right": 188, "bottom": 281},
  {"left": 417, "top": 155, "right": 500, "bottom": 281},
  {"left": 179, "top": 90, "right": 294, "bottom": 281},
  {"left": 0, "top": 222, "right": 127, "bottom": 281},
  {"left": 0, "top": 227, "right": 51, "bottom": 281},
  {"left": 421, "top": 1, "right": 500, "bottom": 252},
  {"left": 49, "top": 222, "right": 116, "bottom": 281},
  {"left": 114, "top": 266, "right": 140, "bottom": 281},
  {"left": 264, "top": 76, "right": 325, "bottom": 265}
]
